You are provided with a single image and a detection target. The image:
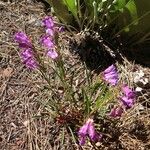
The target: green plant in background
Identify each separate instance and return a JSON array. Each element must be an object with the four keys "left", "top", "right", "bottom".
[
  {"left": 46, "top": 0, "right": 150, "bottom": 46},
  {"left": 45, "top": 0, "right": 138, "bottom": 31}
]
